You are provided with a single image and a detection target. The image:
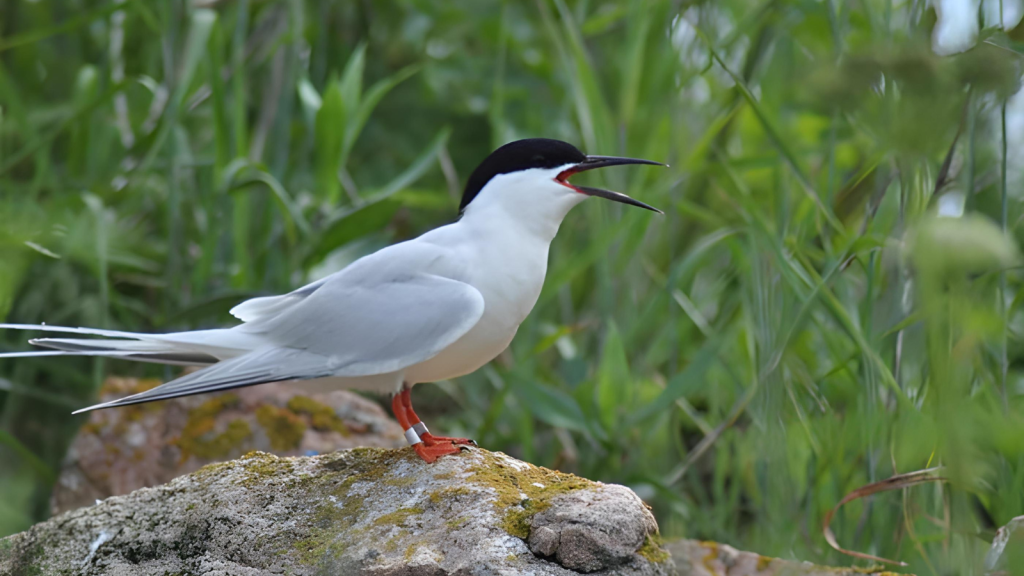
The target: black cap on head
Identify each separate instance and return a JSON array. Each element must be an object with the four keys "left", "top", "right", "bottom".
[{"left": 460, "top": 138, "right": 586, "bottom": 212}]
